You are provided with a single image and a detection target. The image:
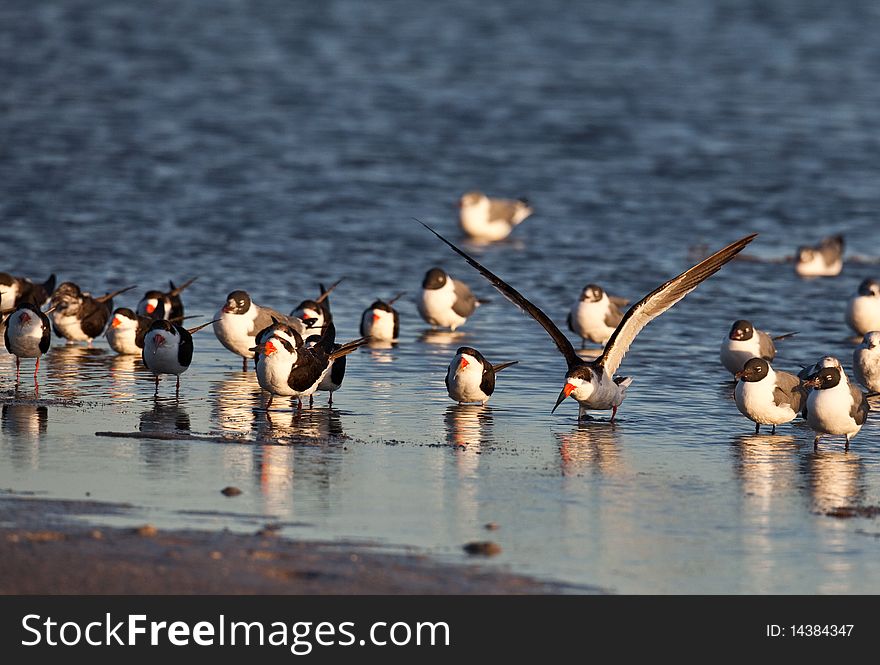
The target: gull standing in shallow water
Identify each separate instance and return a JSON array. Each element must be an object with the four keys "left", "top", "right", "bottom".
[
  {"left": 142, "top": 320, "right": 217, "bottom": 397},
  {"left": 853, "top": 332, "right": 880, "bottom": 392},
  {"left": 4, "top": 303, "right": 52, "bottom": 391},
  {"left": 420, "top": 221, "right": 756, "bottom": 421},
  {"left": 720, "top": 319, "right": 796, "bottom": 375},
  {"left": 458, "top": 191, "right": 532, "bottom": 242},
  {"left": 846, "top": 278, "right": 880, "bottom": 337},
  {"left": 803, "top": 365, "right": 870, "bottom": 450},
  {"left": 445, "top": 346, "right": 517, "bottom": 405},
  {"left": 734, "top": 358, "right": 805, "bottom": 434}
]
